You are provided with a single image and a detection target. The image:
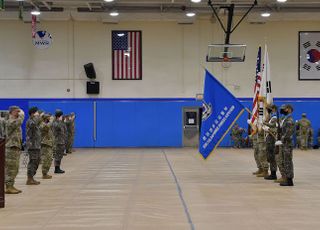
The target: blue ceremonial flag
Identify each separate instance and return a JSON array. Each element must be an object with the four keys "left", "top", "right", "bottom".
[{"left": 199, "top": 70, "right": 245, "bottom": 159}]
